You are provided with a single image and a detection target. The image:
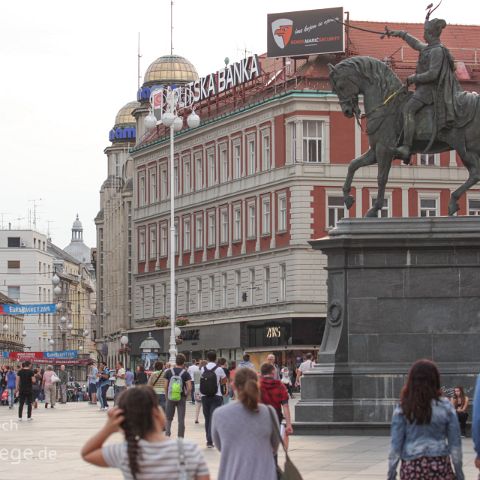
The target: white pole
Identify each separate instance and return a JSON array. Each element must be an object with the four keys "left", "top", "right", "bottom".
[{"left": 169, "top": 121, "right": 177, "bottom": 365}]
